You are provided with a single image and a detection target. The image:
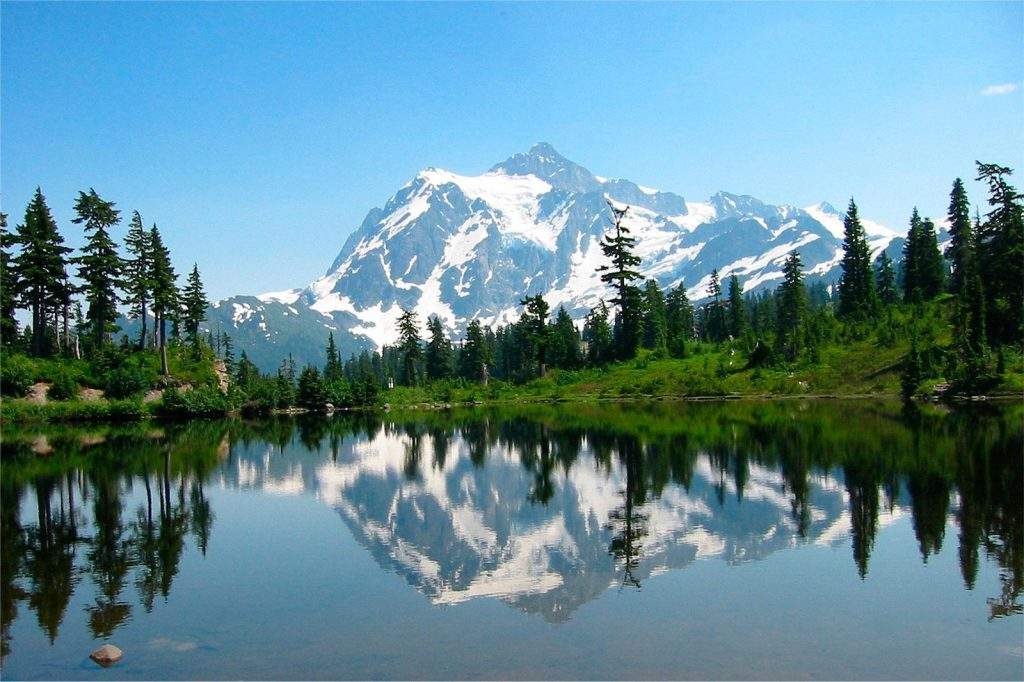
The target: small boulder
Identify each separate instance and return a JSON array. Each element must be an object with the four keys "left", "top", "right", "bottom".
[{"left": 90, "top": 644, "right": 123, "bottom": 667}]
